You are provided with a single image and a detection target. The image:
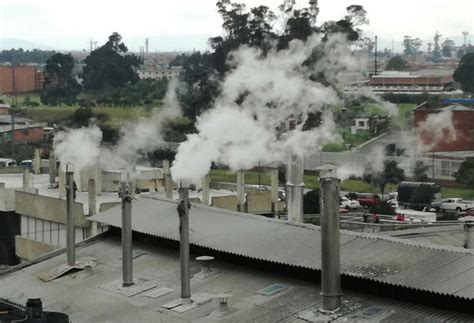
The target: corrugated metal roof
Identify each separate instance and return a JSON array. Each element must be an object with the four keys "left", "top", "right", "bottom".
[
  {"left": 1, "top": 237, "right": 472, "bottom": 322},
  {"left": 89, "top": 195, "right": 474, "bottom": 300}
]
